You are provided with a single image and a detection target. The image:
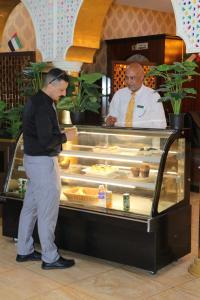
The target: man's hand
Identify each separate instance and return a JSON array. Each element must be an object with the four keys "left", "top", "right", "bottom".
[{"left": 106, "top": 115, "right": 117, "bottom": 127}]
